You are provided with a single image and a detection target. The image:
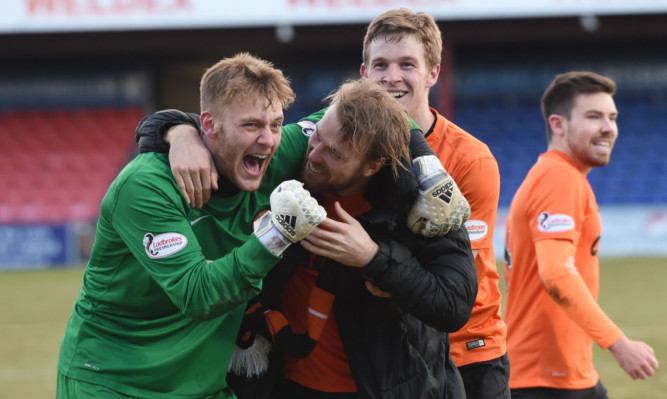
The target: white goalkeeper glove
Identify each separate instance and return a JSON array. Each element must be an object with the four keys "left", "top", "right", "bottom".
[
  {"left": 408, "top": 155, "right": 470, "bottom": 237},
  {"left": 254, "top": 180, "right": 326, "bottom": 255}
]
